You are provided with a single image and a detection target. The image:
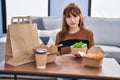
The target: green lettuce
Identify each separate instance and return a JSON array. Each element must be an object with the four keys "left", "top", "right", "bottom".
[{"left": 72, "top": 41, "right": 87, "bottom": 48}]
